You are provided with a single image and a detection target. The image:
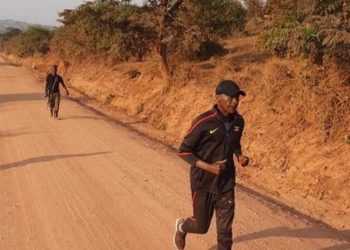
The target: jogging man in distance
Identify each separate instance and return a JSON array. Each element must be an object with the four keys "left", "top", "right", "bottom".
[
  {"left": 45, "top": 65, "right": 69, "bottom": 119},
  {"left": 174, "top": 80, "right": 249, "bottom": 250}
]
